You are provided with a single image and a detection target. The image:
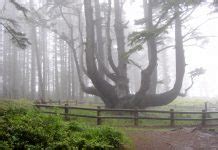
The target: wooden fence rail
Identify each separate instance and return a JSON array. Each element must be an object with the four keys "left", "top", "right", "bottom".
[{"left": 34, "top": 104, "right": 218, "bottom": 127}]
